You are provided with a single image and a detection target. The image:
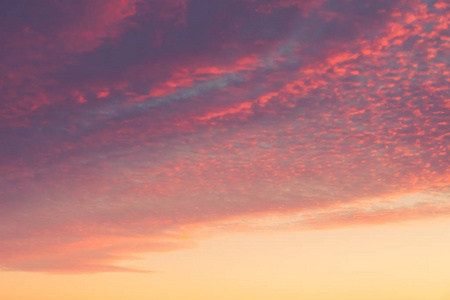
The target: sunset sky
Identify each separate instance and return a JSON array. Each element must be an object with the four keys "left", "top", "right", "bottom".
[{"left": 1, "top": 0, "right": 449, "bottom": 299}]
